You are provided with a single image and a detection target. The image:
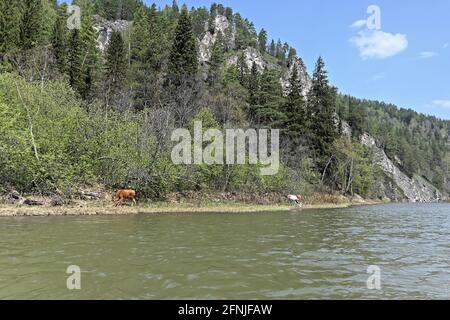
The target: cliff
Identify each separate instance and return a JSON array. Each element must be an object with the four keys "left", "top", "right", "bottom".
[{"left": 361, "top": 133, "right": 442, "bottom": 202}]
